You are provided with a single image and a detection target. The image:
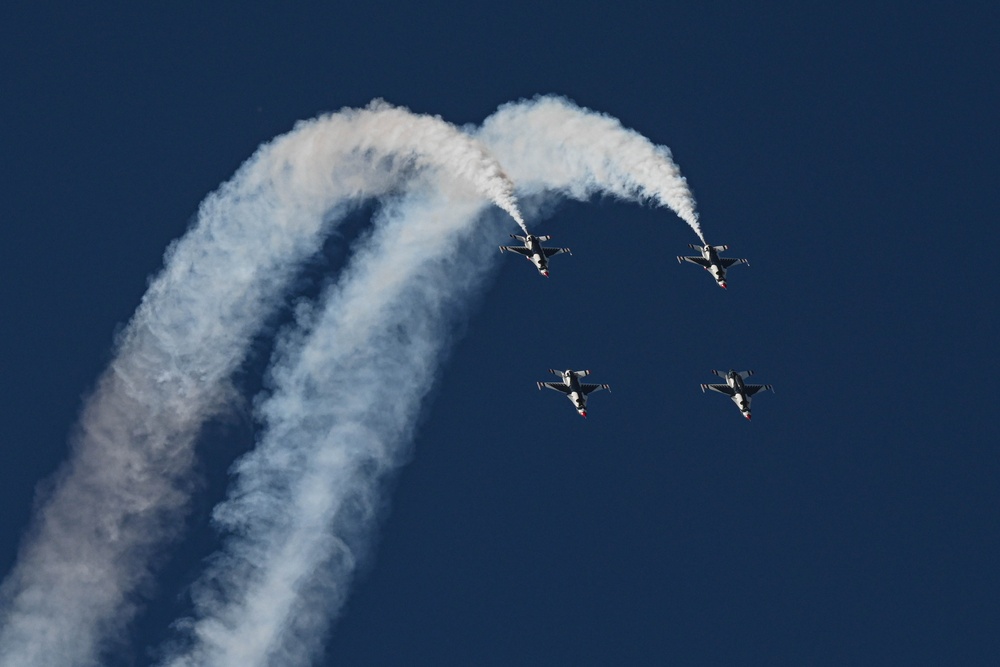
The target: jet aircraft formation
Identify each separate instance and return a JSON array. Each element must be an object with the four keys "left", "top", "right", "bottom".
[{"left": 502, "top": 235, "right": 772, "bottom": 420}]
